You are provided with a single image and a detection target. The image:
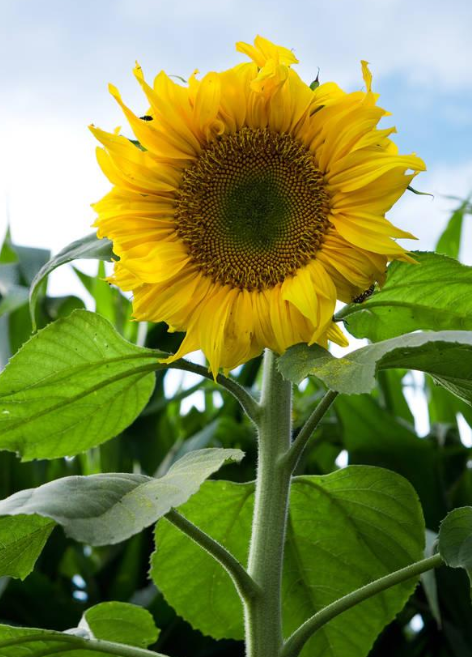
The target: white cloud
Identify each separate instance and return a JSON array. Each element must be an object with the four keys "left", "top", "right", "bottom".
[
  {"left": 2, "top": 0, "right": 472, "bottom": 109},
  {"left": 112, "top": 0, "right": 472, "bottom": 90}
]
